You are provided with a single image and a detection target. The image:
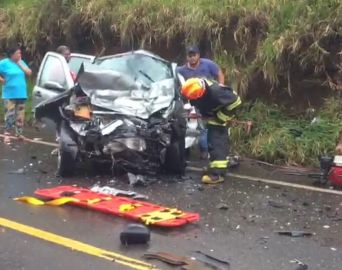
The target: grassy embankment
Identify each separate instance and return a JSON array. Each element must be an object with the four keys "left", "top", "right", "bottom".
[{"left": 0, "top": 0, "right": 342, "bottom": 165}]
